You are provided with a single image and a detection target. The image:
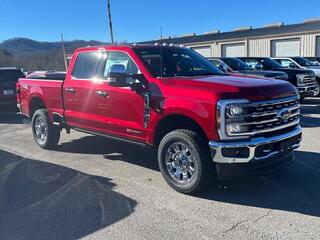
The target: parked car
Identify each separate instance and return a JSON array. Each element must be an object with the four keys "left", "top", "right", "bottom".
[
  {"left": 208, "top": 57, "right": 288, "bottom": 80},
  {"left": 17, "top": 45, "right": 302, "bottom": 194},
  {"left": 0, "top": 67, "right": 25, "bottom": 111},
  {"left": 239, "top": 57, "right": 317, "bottom": 99},
  {"left": 305, "top": 57, "right": 320, "bottom": 66},
  {"left": 272, "top": 57, "right": 320, "bottom": 96}
]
